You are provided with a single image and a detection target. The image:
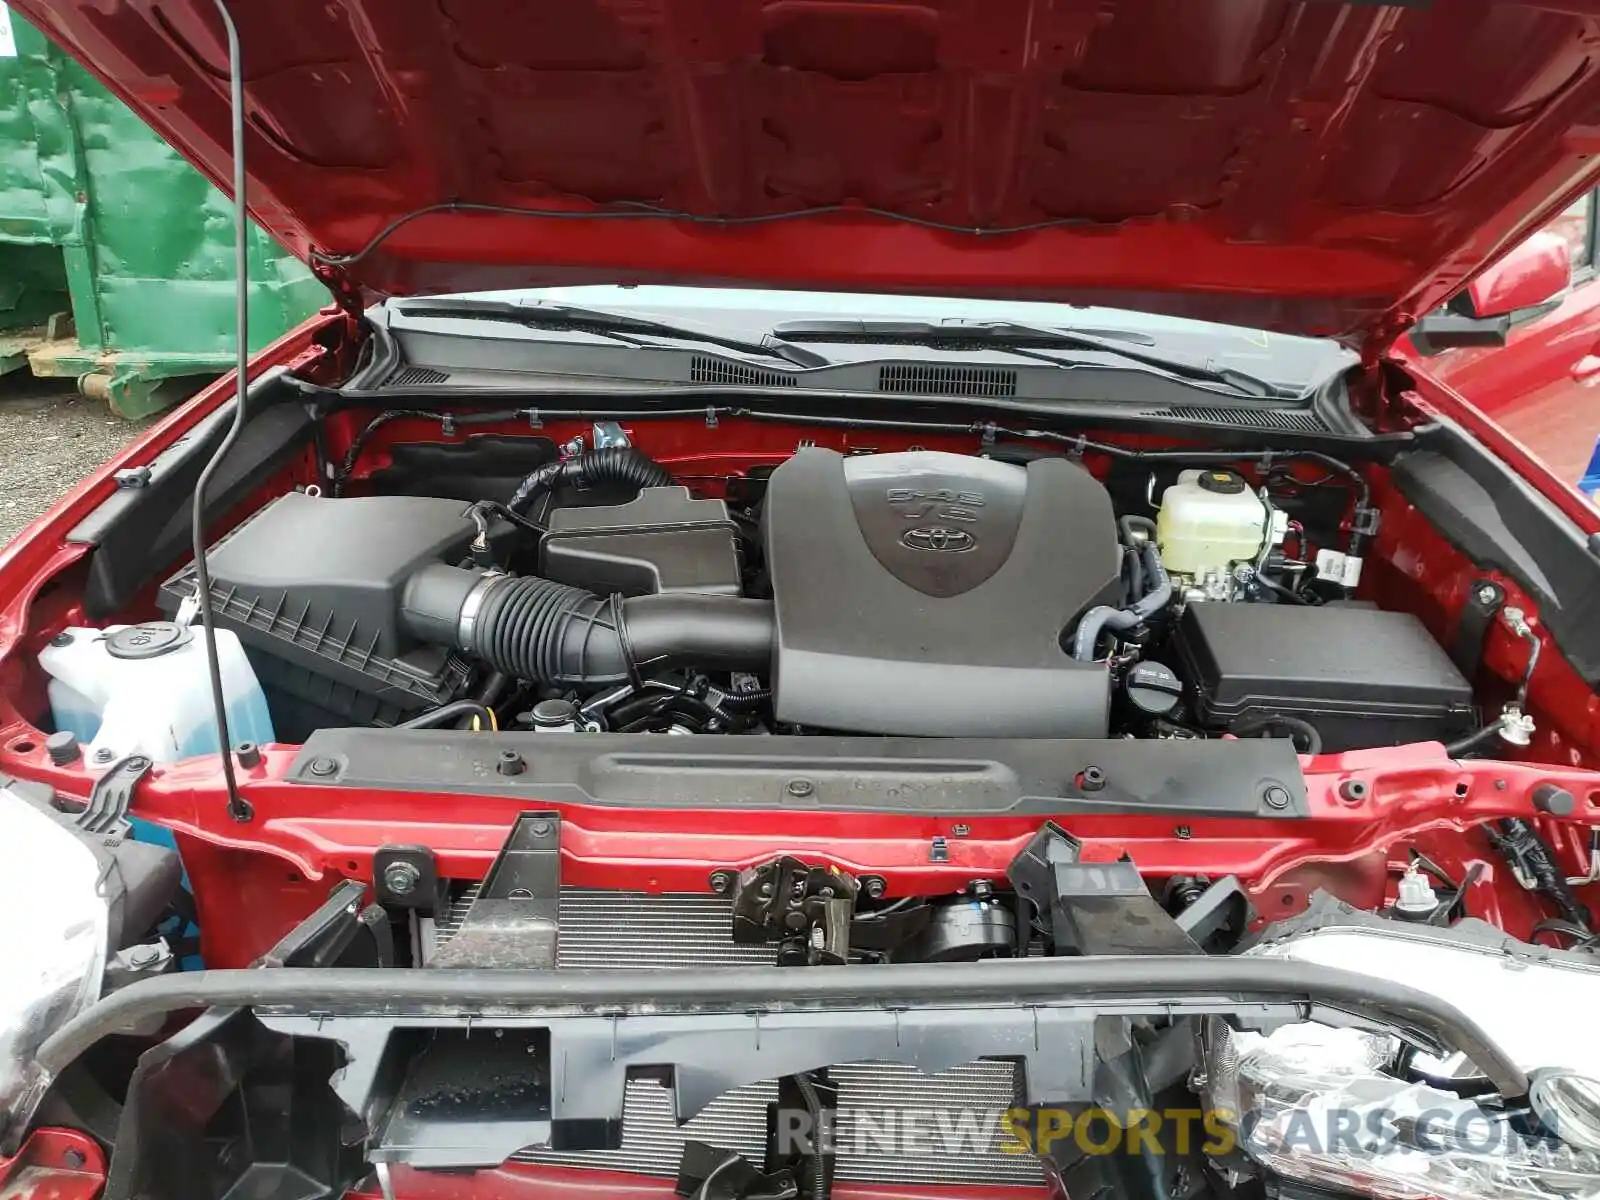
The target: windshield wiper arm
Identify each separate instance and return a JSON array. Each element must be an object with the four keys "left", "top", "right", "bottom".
[
  {"left": 771, "top": 318, "right": 1283, "bottom": 397},
  {"left": 395, "top": 298, "right": 828, "bottom": 368}
]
